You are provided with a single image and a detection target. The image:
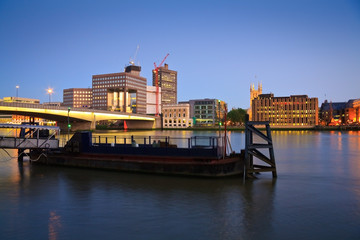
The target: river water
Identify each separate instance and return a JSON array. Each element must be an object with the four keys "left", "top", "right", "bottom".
[{"left": 0, "top": 130, "right": 360, "bottom": 240}]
